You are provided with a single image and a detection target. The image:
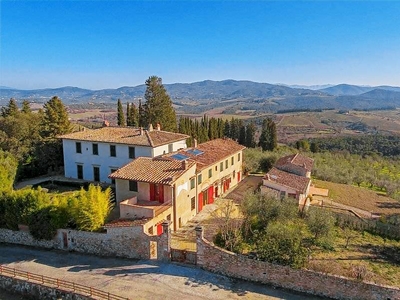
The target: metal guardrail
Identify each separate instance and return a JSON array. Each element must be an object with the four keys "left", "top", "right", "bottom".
[{"left": 0, "top": 265, "right": 129, "bottom": 300}]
